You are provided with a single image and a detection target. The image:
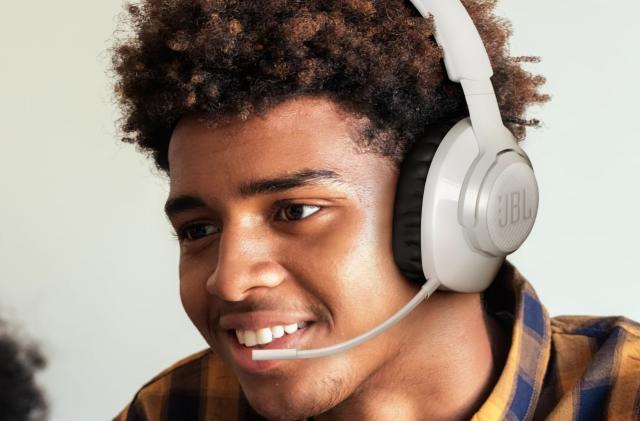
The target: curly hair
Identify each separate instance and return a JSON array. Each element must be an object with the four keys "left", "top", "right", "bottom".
[
  {"left": 0, "top": 319, "right": 47, "bottom": 421},
  {"left": 111, "top": 0, "right": 549, "bottom": 174}
]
